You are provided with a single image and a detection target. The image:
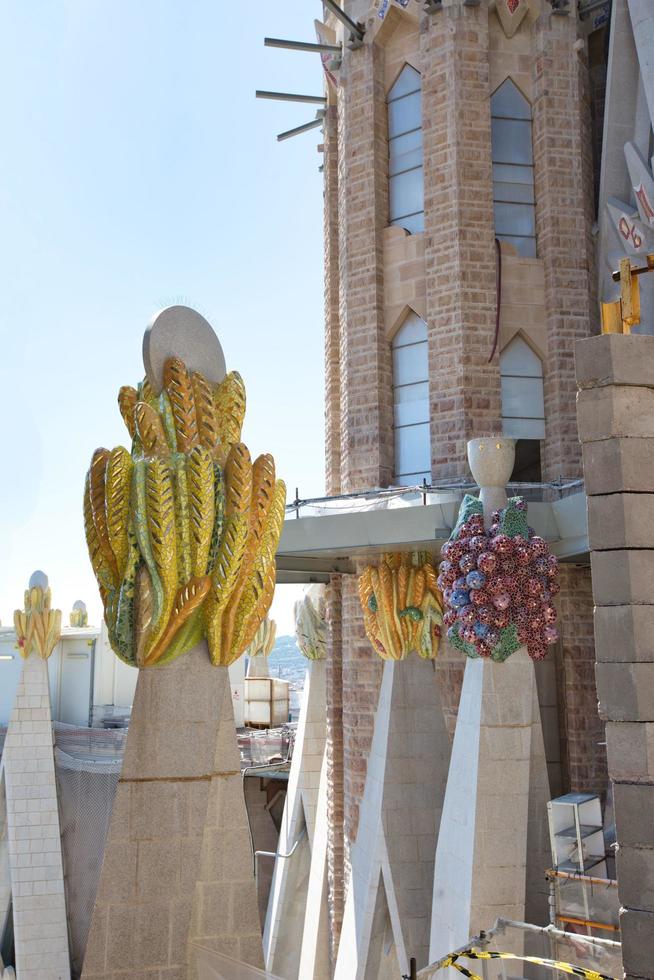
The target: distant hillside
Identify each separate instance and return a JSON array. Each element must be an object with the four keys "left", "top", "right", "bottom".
[{"left": 267, "top": 634, "right": 306, "bottom": 688}]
